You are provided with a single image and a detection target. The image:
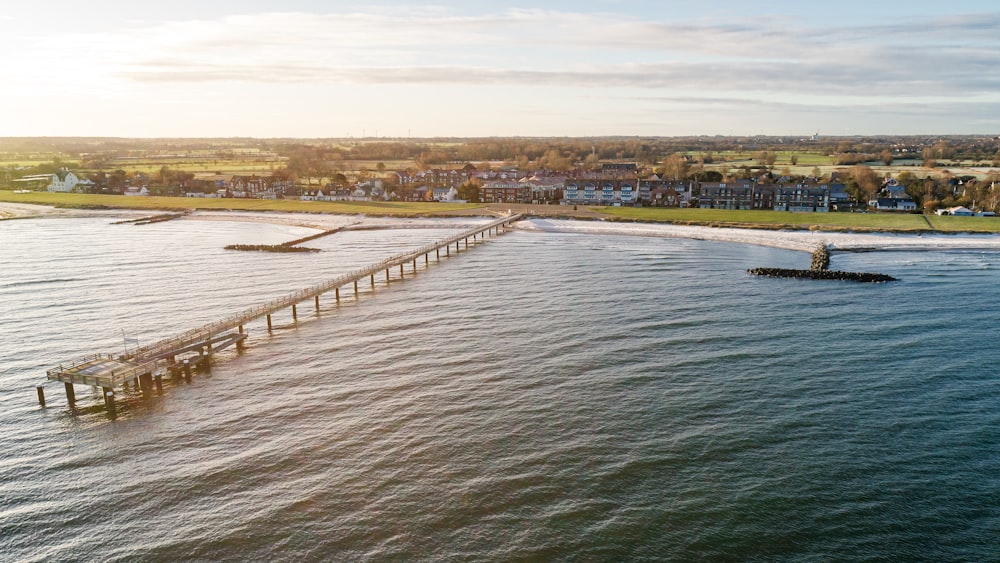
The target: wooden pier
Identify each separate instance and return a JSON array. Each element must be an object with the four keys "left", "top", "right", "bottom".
[{"left": 40, "top": 214, "right": 522, "bottom": 417}]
